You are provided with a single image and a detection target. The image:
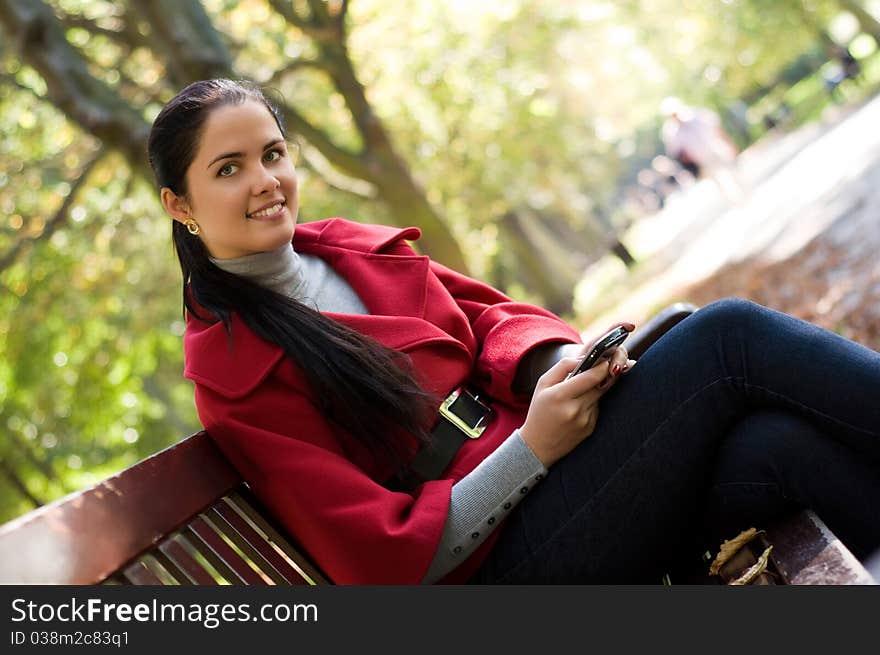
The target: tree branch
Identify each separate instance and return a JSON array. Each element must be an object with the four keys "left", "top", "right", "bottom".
[
  {"left": 58, "top": 13, "right": 151, "bottom": 51},
  {"left": 128, "top": 0, "right": 234, "bottom": 87},
  {"left": 53, "top": 10, "right": 167, "bottom": 108},
  {"left": 241, "top": 1, "right": 380, "bottom": 182},
  {"left": 267, "top": 0, "right": 340, "bottom": 43},
  {"left": 306, "top": 0, "right": 333, "bottom": 24},
  {"left": 0, "top": 0, "right": 151, "bottom": 167},
  {"left": 260, "top": 57, "right": 329, "bottom": 88},
  {"left": 336, "top": 0, "right": 351, "bottom": 27},
  {"left": 0, "top": 456, "right": 45, "bottom": 508},
  {"left": 114, "top": 67, "right": 166, "bottom": 108},
  {"left": 0, "top": 70, "right": 43, "bottom": 99},
  {"left": 0, "top": 147, "right": 105, "bottom": 274},
  {"left": 8, "top": 430, "right": 63, "bottom": 488},
  {"left": 278, "top": 104, "right": 372, "bottom": 180},
  {"left": 265, "top": 0, "right": 307, "bottom": 29},
  {"left": 300, "top": 143, "right": 376, "bottom": 199}
]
